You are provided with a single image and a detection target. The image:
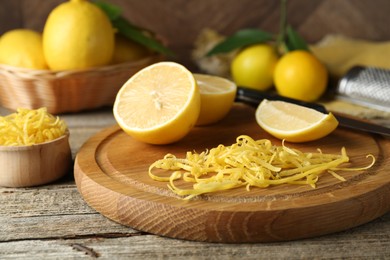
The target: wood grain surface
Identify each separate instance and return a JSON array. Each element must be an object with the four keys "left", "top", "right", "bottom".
[
  {"left": 2, "top": 105, "right": 390, "bottom": 258},
  {"left": 2, "top": 0, "right": 390, "bottom": 69},
  {"left": 74, "top": 103, "right": 390, "bottom": 243},
  {"left": 0, "top": 133, "right": 71, "bottom": 187}
]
